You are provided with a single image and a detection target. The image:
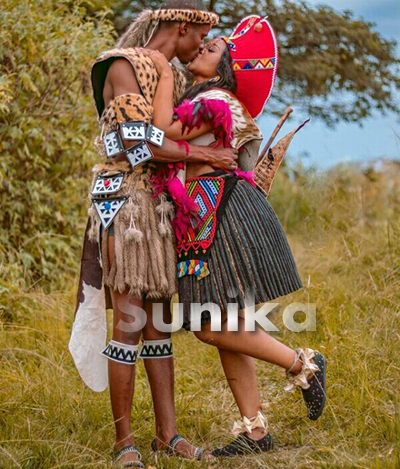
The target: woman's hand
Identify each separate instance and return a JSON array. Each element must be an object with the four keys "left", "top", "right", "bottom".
[{"left": 140, "top": 49, "right": 172, "bottom": 77}]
